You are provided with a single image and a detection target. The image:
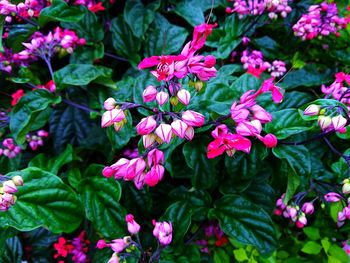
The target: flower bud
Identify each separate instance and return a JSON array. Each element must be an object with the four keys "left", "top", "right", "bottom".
[
  {"left": 171, "top": 120, "right": 188, "bottom": 139},
  {"left": 177, "top": 89, "right": 191, "bottom": 106},
  {"left": 250, "top": 105, "right": 272, "bottom": 123},
  {"left": 170, "top": 96, "right": 178, "bottom": 106},
  {"left": 136, "top": 116, "right": 157, "bottom": 135},
  {"left": 324, "top": 192, "right": 342, "bottom": 202},
  {"left": 342, "top": 183, "right": 350, "bottom": 195},
  {"left": 125, "top": 158, "right": 146, "bottom": 181},
  {"left": 296, "top": 215, "right": 307, "bottom": 228},
  {"left": 142, "top": 134, "right": 156, "bottom": 148},
  {"left": 182, "top": 110, "right": 205, "bottom": 127},
  {"left": 2, "top": 180, "right": 17, "bottom": 194},
  {"left": 147, "top": 149, "right": 164, "bottom": 167},
  {"left": 194, "top": 81, "right": 204, "bottom": 92},
  {"left": 12, "top": 176, "right": 23, "bottom": 186},
  {"left": 101, "top": 109, "right": 125, "bottom": 128},
  {"left": 104, "top": 98, "right": 116, "bottom": 110},
  {"left": 304, "top": 104, "right": 320, "bottom": 116},
  {"left": 102, "top": 166, "right": 115, "bottom": 178},
  {"left": 318, "top": 115, "right": 331, "bottom": 130},
  {"left": 156, "top": 91, "right": 169, "bottom": 106},
  {"left": 110, "top": 239, "right": 126, "bottom": 253},
  {"left": 96, "top": 239, "right": 107, "bottom": 249},
  {"left": 126, "top": 214, "right": 140, "bottom": 235},
  {"left": 261, "top": 134, "right": 278, "bottom": 148},
  {"left": 184, "top": 126, "right": 194, "bottom": 140},
  {"left": 155, "top": 124, "right": 173, "bottom": 144},
  {"left": 301, "top": 202, "right": 314, "bottom": 215},
  {"left": 332, "top": 115, "right": 347, "bottom": 131},
  {"left": 143, "top": 85, "right": 157, "bottom": 102}
]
